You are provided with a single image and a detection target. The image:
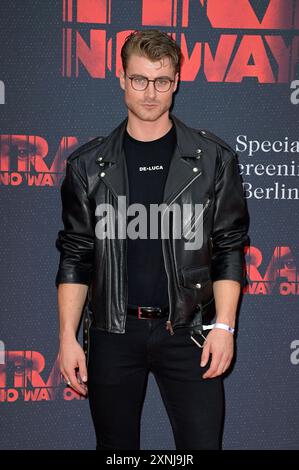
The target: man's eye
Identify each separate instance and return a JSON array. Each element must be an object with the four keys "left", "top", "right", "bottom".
[
  {"left": 157, "top": 79, "right": 168, "bottom": 85},
  {"left": 134, "top": 77, "right": 146, "bottom": 83}
]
